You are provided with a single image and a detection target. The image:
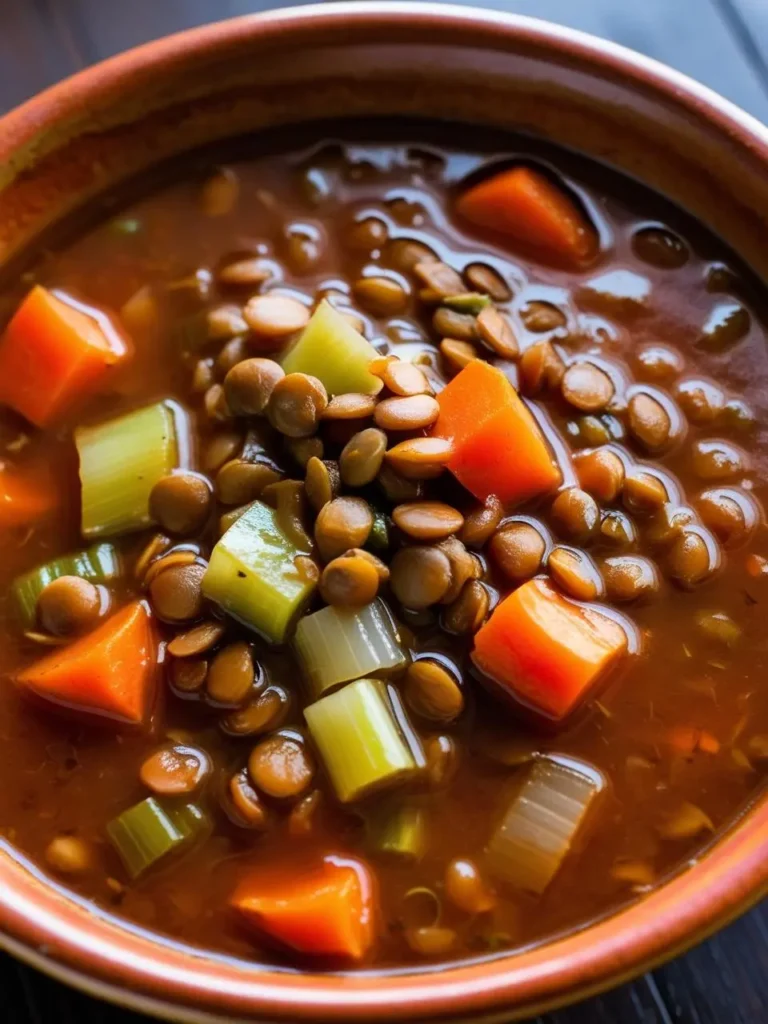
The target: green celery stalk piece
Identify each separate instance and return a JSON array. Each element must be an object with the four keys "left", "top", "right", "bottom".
[
  {"left": 13, "top": 543, "right": 121, "bottom": 629},
  {"left": 281, "top": 299, "right": 383, "bottom": 396},
  {"left": 442, "top": 292, "right": 491, "bottom": 315},
  {"left": 368, "top": 801, "right": 427, "bottom": 861},
  {"left": 305, "top": 678, "right": 424, "bottom": 803},
  {"left": 202, "top": 500, "right": 316, "bottom": 644},
  {"left": 76, "top": 400, "right": 187, "bottom": 538},
  {"left": 107, "top": 797, "right": 208, "bottom": 880}
]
